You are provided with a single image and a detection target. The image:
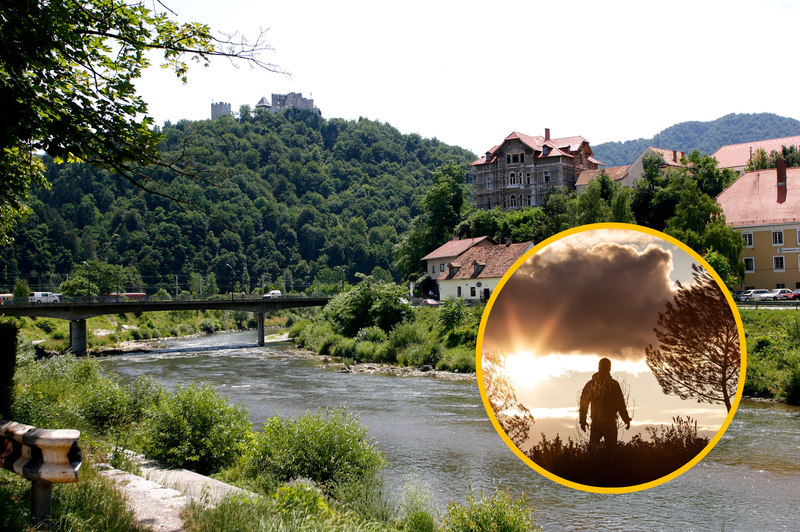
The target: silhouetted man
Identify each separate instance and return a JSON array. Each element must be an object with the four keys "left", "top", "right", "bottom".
[{"left": 579, "top": 358, "right": 631, "bottom": 447}]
